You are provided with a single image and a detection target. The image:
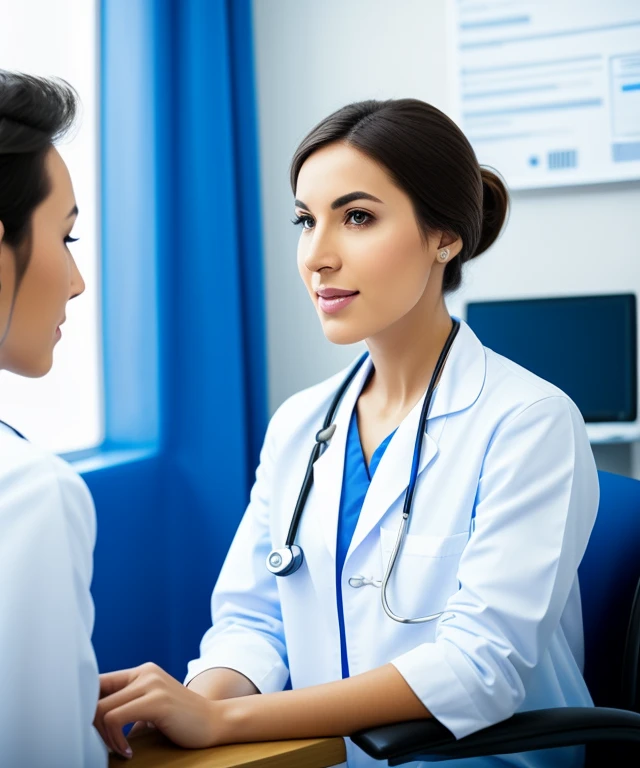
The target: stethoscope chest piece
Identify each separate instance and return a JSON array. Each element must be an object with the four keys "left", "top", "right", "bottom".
[{"left": 266, "top": 545, "right": 303, "bottom": 576}]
